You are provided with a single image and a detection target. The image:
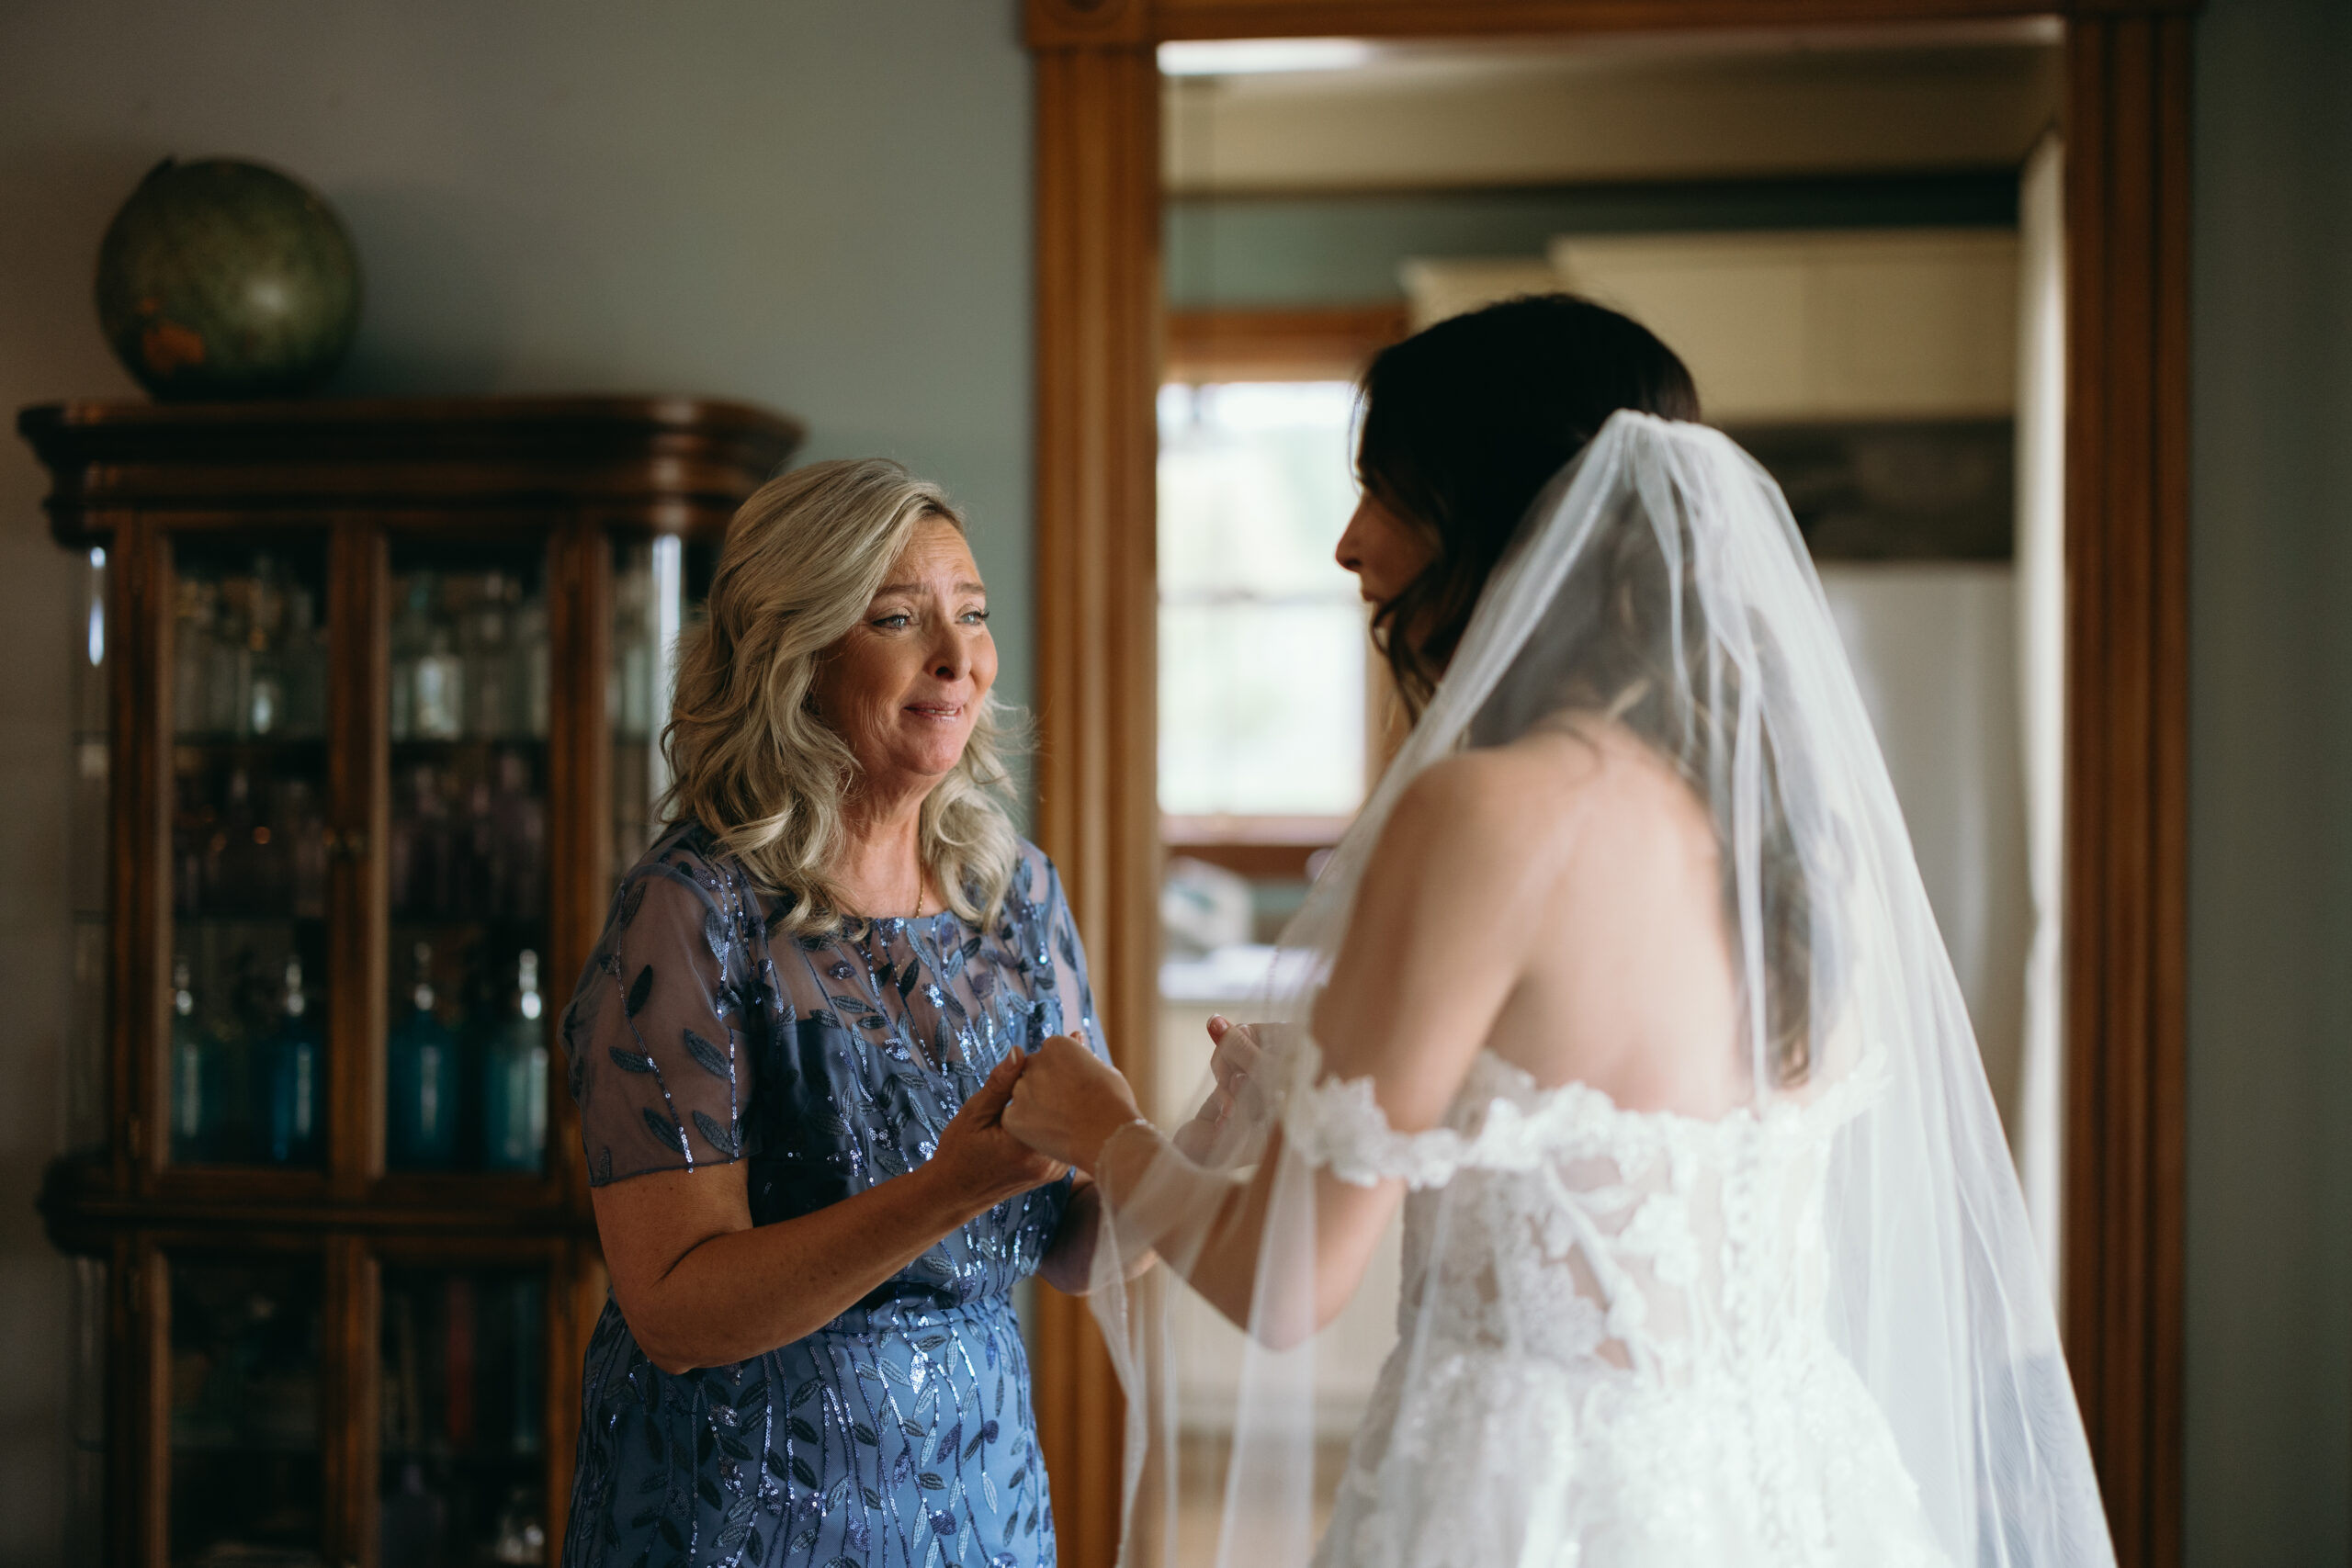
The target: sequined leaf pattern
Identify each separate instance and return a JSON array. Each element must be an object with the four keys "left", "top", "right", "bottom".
[
  {"left": 680, "top": 1028, "right": 729, "bottom": 1079},
  {"left": 560, "top": 827, "right": 1086, "bottom": 1567},
  {"left": 691, "top": 1111, "right": 739, "bottom": 1158}
]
